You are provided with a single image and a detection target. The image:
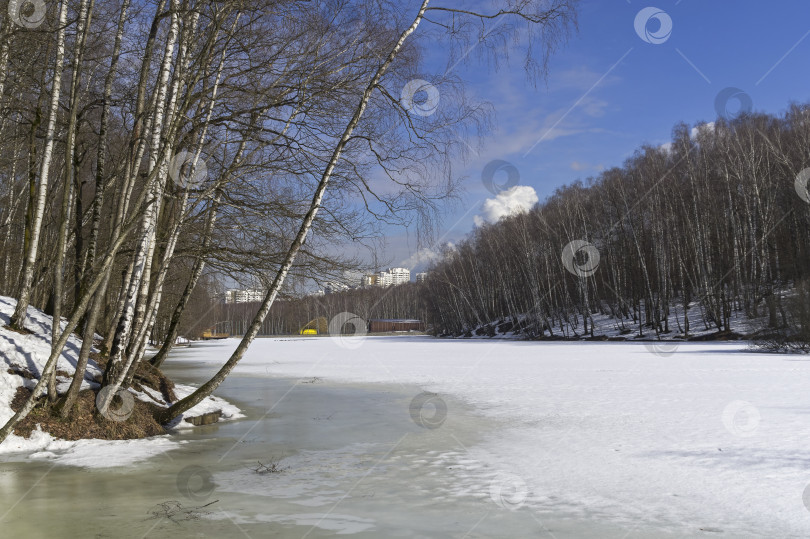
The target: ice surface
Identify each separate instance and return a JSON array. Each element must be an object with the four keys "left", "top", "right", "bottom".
[
  {"left": 4, "top": 295, "right": 810, "bottom": 535},
  {"left": 166, "top": 336, "right": 810, "bottom": 536}
]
